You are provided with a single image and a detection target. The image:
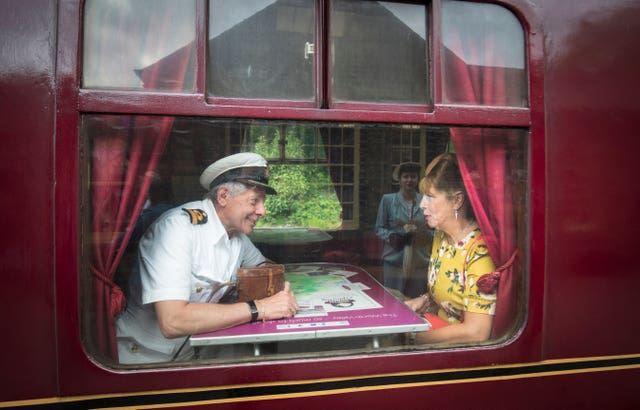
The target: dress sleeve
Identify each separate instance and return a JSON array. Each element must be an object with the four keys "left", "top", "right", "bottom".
[
  {"left": 375, "top": 195, "right": 393, "bottom": 240},
  {"left": 463, "top": 240, "right": 497, "bottom": 315}
]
